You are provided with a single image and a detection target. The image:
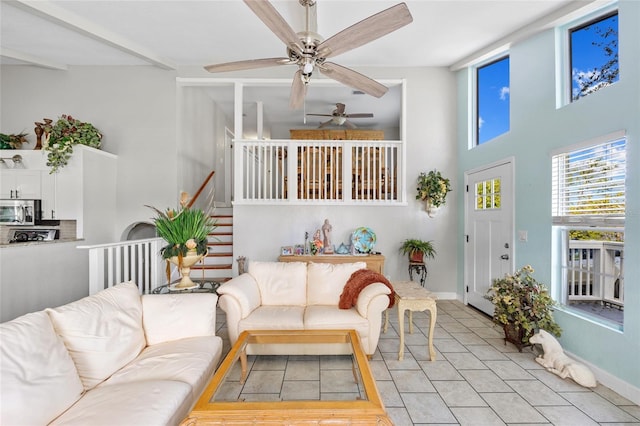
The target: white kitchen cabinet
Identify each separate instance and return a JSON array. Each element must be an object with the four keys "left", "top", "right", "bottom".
[{"left": 0, "top": 170, "right": 42, "bottom": 200}]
